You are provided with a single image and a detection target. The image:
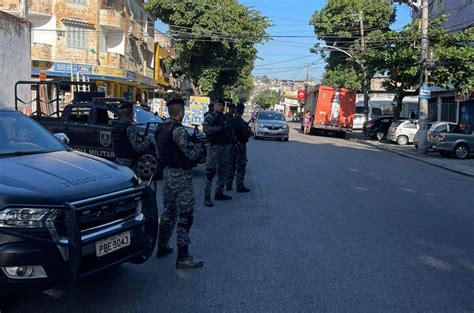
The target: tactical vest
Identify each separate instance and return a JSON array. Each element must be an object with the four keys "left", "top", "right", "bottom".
[
  {"left": 112, "top": 121, "right": 139, "bottom": 159},
  {"left": 207, "top": 113, "right": 228, "bottom": 145},
  {"left": 155, "top": 121, "right": 194, "bottom": 170}
]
